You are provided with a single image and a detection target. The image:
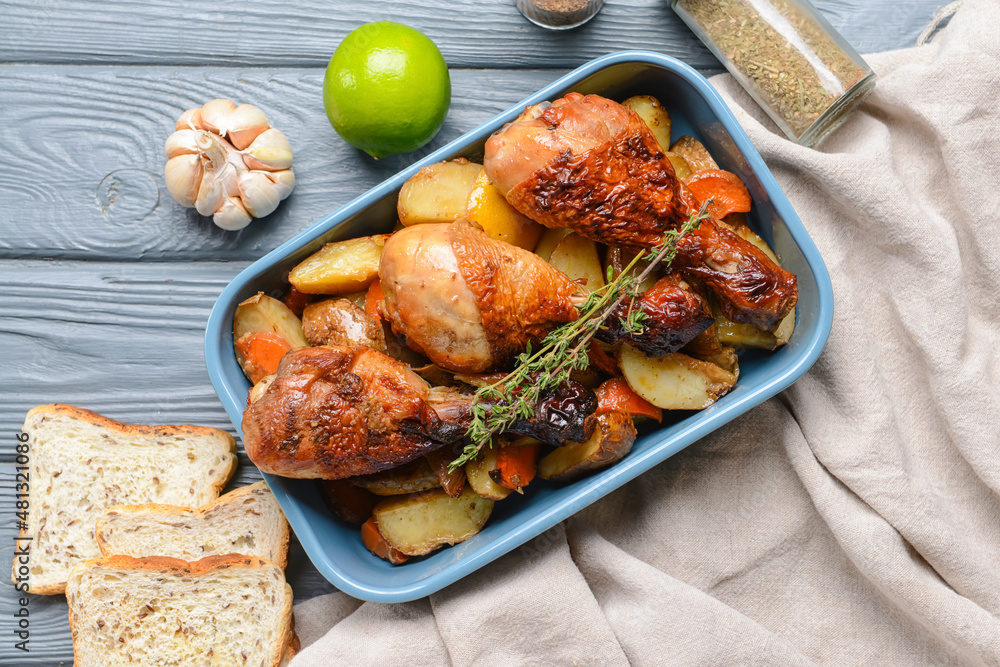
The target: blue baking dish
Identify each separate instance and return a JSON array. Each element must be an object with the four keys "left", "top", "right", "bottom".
[{"left": 205, "top": 50, "right": 833, "bottom": 603}]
